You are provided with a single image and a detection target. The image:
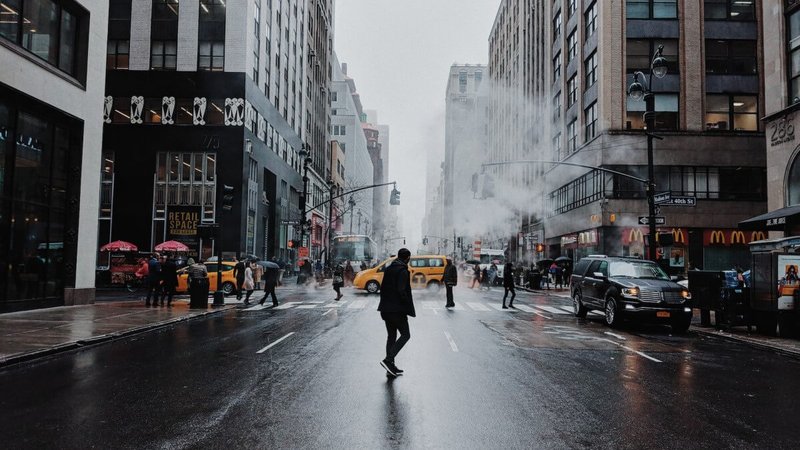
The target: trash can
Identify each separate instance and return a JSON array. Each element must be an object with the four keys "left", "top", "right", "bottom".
[
  {"left": 189, "top": 278, "right": 209, "bottom": 309},
  {"left": 528, "top": 273, "right": 542, "bottom": 290}
]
